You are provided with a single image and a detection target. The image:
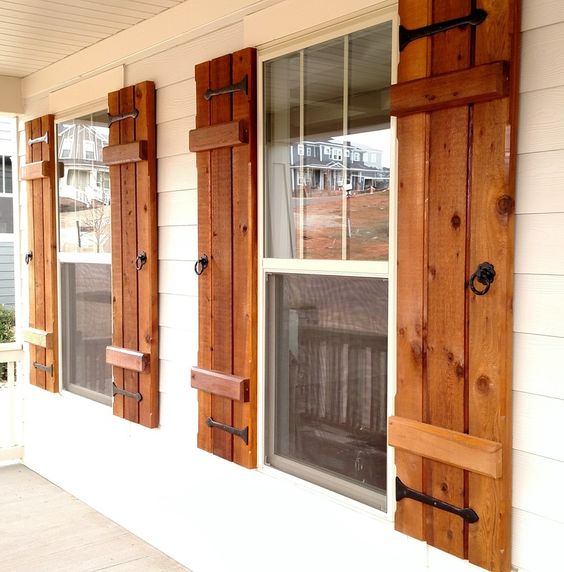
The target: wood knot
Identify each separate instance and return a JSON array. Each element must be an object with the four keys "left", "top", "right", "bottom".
[
  {"left": 428, "top": 265, "right": 437, "bottom": 278},
  {"left": 411, "top": 341, "right": 422, "bottom": 361},
  {"left": 241, "top": 223, "right": 248, "bottom": 233},
  {"left": 455, "top": 363, "right": 464, "bottom": 378},
  {"left": 447, "top": 351, "right": 454, "bottom": 362},
  {"left": 476, "top": 375, "right": 492, "bottom": 394},
  {"left": 496, "top": 195, "right": 515, "bottom": 216},
  {"left": 398, "top": 327, "right": 406, "bottom": 336},
  {"left": 441, "top": 482, "right": 449, "bottom": 493},
  {"left": 451, "top": 213, "right": 461, "bottom": 229}
]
